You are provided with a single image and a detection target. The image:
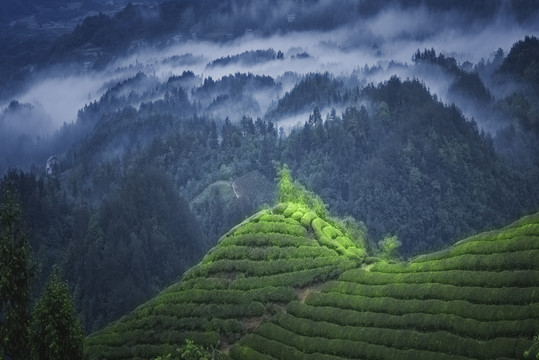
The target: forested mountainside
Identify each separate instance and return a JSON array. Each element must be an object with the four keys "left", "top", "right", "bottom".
[
  {"left": 84, "top": 174, "right": 539, "bottom": 359},
  {"left": 1, "top": 0, "right": 539, "bottom": 354},
  {"left": 2, "top": 42, "right": 539, "bottom": 332}
]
